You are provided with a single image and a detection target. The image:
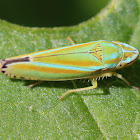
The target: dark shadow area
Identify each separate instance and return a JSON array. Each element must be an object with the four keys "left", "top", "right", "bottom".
[{"left": 0, "top": 0, "right": 110, "bottom": 27}]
